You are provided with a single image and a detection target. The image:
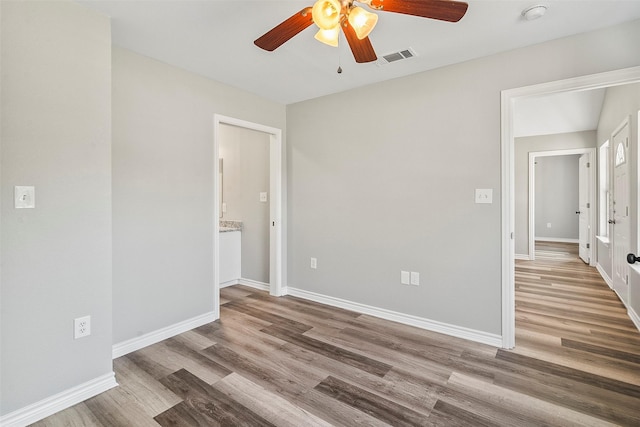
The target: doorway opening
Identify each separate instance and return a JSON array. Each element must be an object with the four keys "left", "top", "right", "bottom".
[
  {"left": 213, "top": 115, "right": 285, "bottom": 320},
  {"left": 527, "top": 148, "right": 596, "bottom": 264},
  {"left": 501, "top": 66, "right": 640, "bottom": 348}
]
